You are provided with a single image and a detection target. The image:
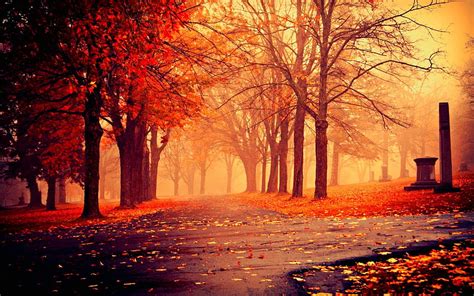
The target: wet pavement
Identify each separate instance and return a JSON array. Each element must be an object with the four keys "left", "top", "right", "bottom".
[{"left": 1, "top": 195, "right": 473, "bottom": 295}]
